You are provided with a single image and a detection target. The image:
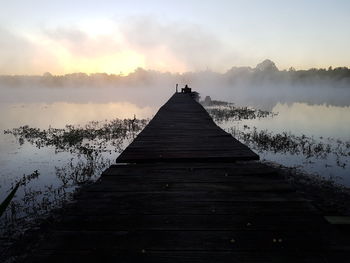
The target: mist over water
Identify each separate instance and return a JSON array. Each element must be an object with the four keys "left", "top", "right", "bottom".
[{"left": 1, "top": 60, "right": 350, "bottom": 109}]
